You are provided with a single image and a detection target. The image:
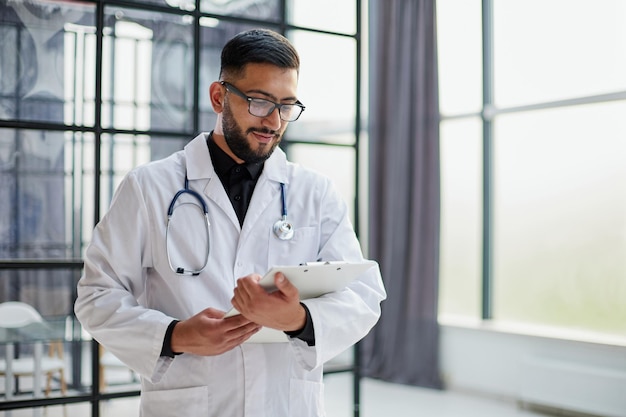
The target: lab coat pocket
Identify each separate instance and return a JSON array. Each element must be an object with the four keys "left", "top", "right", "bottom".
[
  {"left": 268, "top": 226, "right": 319, "bottom": 266},
  {"left": 289, "top": 379, "right": 325, "bottom": 417},
  {"left": 140, "top": 385, "right": 209, "bottom": 417}
]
